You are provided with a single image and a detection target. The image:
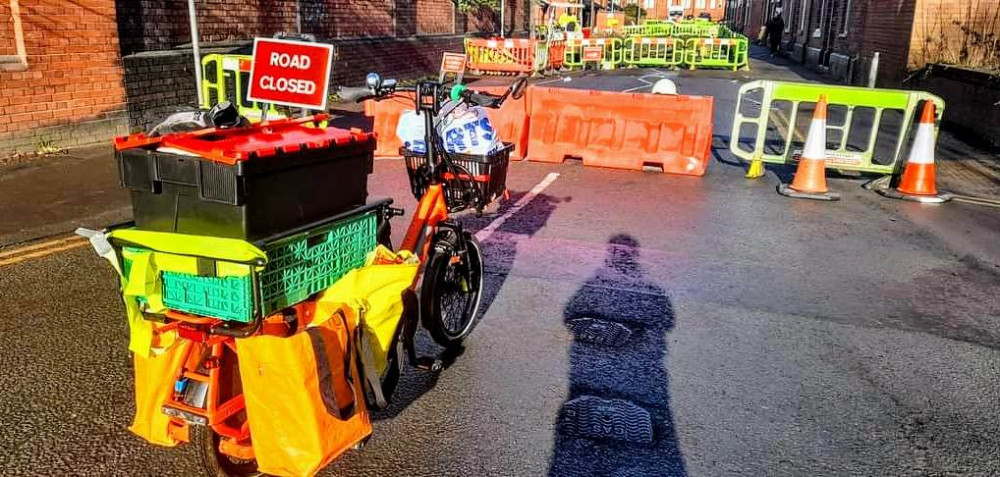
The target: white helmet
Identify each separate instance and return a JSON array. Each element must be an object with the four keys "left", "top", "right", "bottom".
[{"left": 651, "top": 79, "right": 678, "bottom": 95}]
